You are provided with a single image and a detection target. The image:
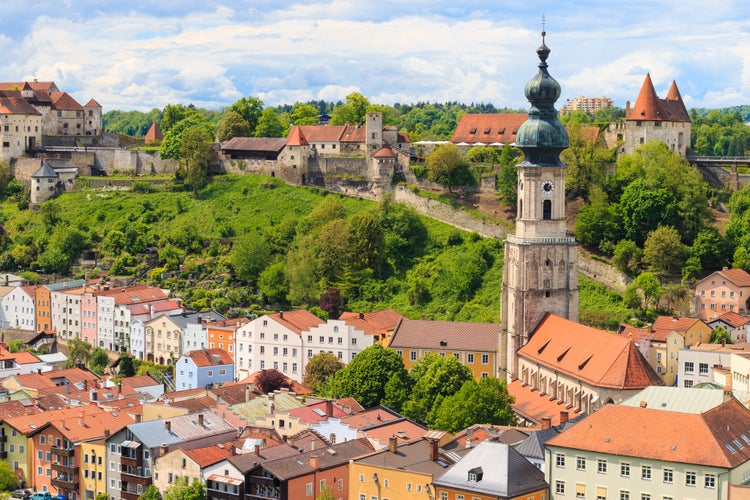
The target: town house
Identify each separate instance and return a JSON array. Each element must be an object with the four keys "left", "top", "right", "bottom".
[
  {"left": 175, "top": 348, "right": 235, "bottom": 390},
  {"left": 695, "top": 268, "right": 750, "bottom": 319}
]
